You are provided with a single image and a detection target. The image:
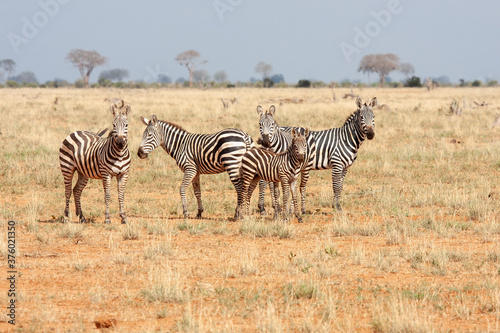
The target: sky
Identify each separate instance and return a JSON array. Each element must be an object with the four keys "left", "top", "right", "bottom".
[{"left": 1, "top": 0, "right": 499, "bottom": 84}]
